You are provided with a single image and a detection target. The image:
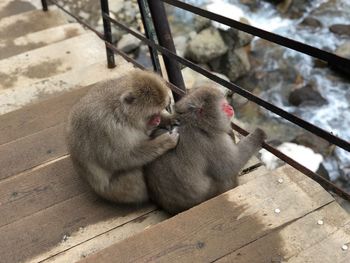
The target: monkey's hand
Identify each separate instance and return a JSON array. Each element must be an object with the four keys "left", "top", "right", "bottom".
[
  {"left": 251, "top": 128, "right": 267, "bottom": 145},
  {"left": 153, "top": 130, "right": 179, "bottom": 150}
]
